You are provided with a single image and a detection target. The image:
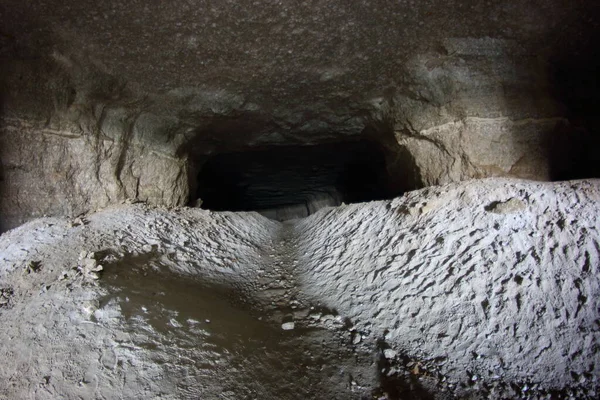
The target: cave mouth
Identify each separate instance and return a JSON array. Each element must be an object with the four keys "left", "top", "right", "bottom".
[{"left": 194, "top": 140, "right": 401, "bottom": 221}]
